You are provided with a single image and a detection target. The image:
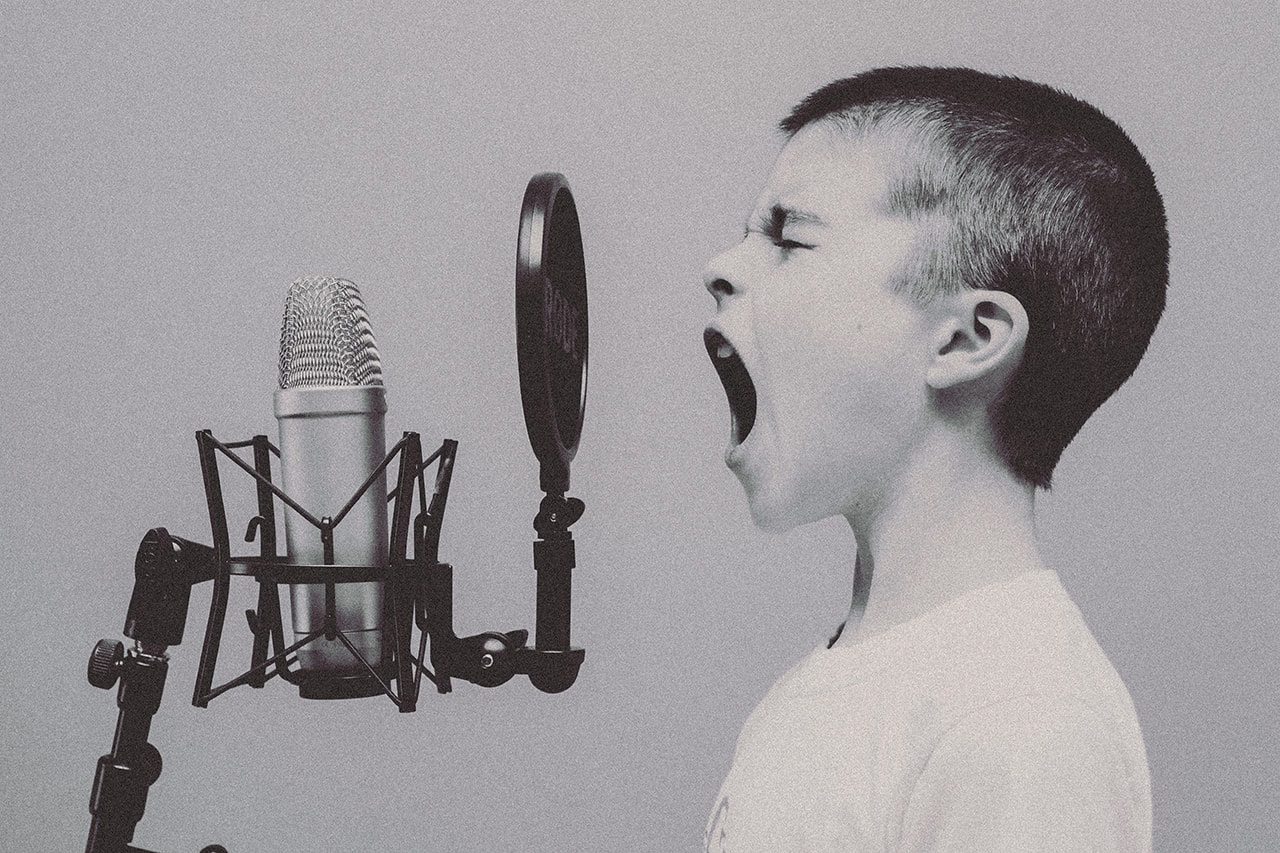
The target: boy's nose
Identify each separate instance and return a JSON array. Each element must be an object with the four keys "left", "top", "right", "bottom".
[
  {"left": 703, "top": 247, "right": 746, "bottom": 305},
  {"left": 704, "top": 275, "right": 738, "bottom": 301}
]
